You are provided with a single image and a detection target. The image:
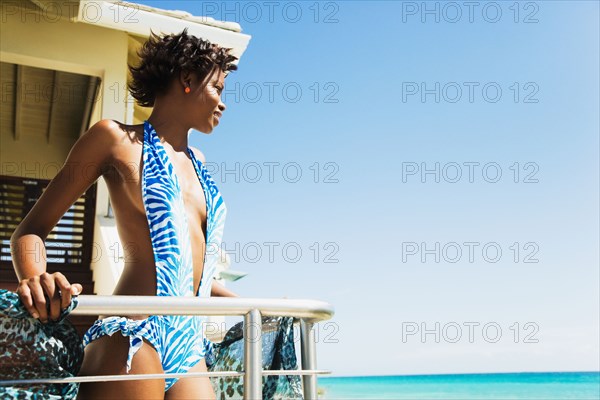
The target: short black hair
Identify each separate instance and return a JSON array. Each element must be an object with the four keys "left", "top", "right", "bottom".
[{"left": 128, "top": 29, "right": 238, "bottom": 107}]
